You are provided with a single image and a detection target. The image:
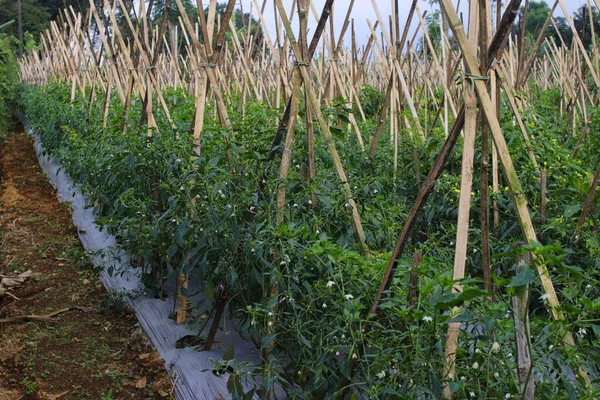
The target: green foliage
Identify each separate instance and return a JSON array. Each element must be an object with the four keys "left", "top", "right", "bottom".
[
  {"left": 0, "top": 23, "right": 18, "bottom": 132},
  {"left": 17, "top": 80, "right": 600, "bottom": 398},
  {"left": 0, "top": 0, "right": 49, "bottom": 41}
]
